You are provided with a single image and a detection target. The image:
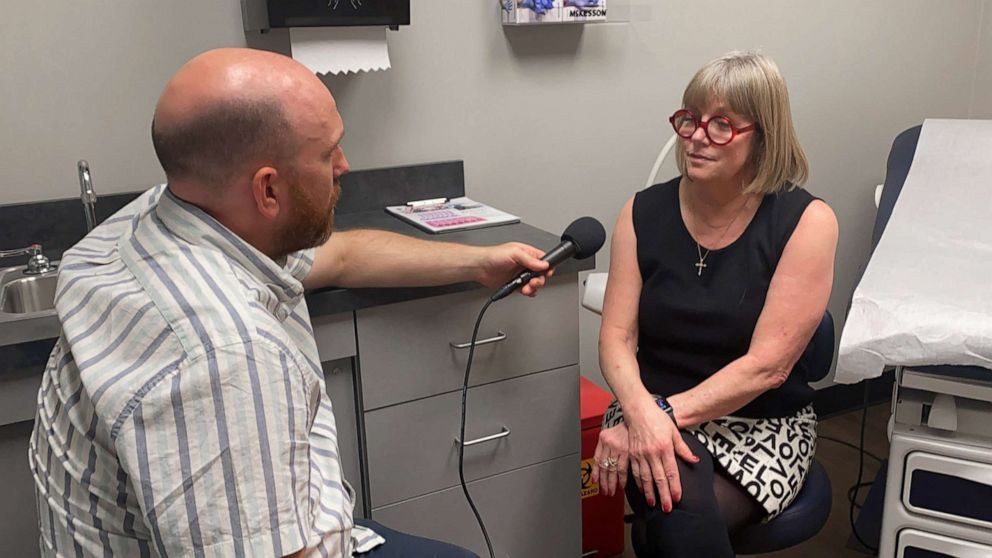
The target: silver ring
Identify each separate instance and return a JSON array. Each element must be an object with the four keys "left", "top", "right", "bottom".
[{"left": 600, "top": 456, "right": 619, "bottom": 471}]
